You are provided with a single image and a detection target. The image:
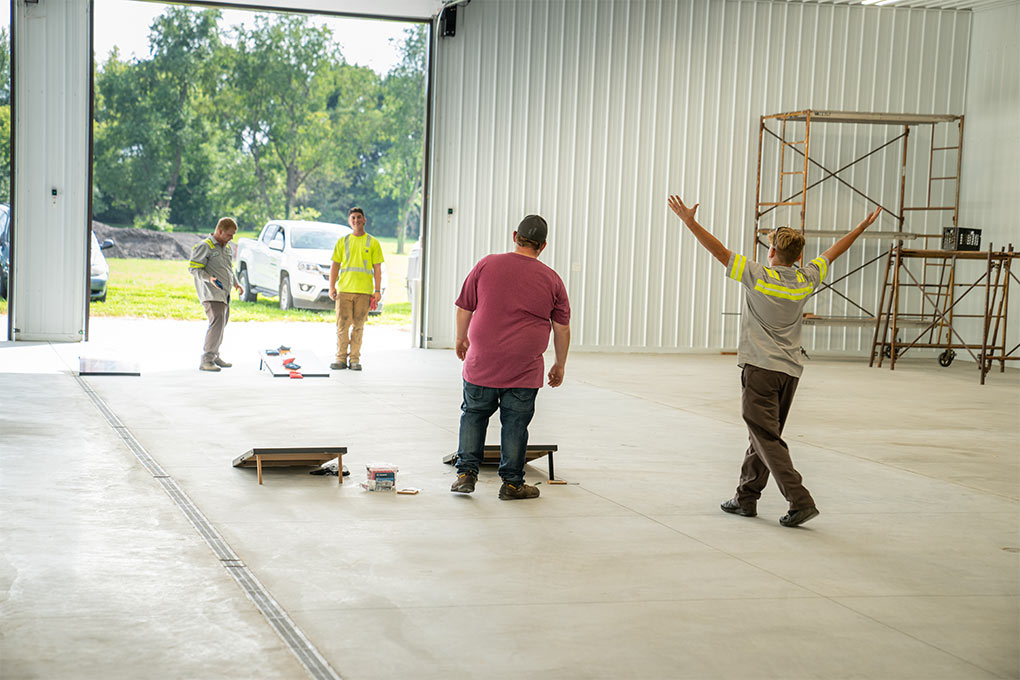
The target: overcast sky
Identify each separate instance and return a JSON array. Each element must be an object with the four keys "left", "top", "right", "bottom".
[{"left": 1, "top": 0, "right": 415, "bottom": 76}]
